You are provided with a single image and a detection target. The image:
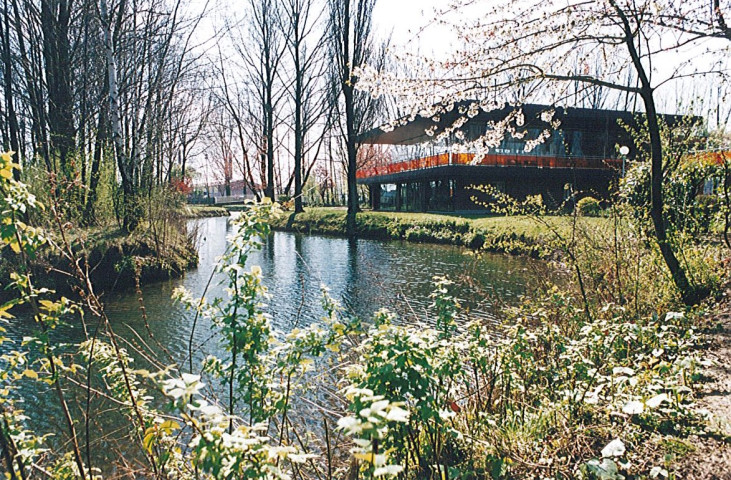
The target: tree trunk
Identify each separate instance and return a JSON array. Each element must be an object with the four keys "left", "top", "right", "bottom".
[
  {"left": 344, "top": 83, "right": 358, "bottom": 237},
  {"left": 1, "top": 0, "right": 20, "bottom": 180},
  {"left": 84, "top": 88, "right": 108, "bottom": 225},
  {"left": 611, "top": 0, "right": 703, "bottom": 305},
  {"left": 11, "top": 0, "right": 50, "bottom": 172},
  {"left": 341, "top": 0, "right": 358, "bottom": 237},
  {"left": 642, "top": 89, "right": 701, "bottom": 304},
  {"left": 294, "top": 65, "right": 304, "bottom": 212},
  {"left": 100, "top": 0, "right": 138, "bottom": 231},
  {"left": 265, "top": 102, "right": 275, "bottom": 201},
  {"left": 41, "top": 0, "right": 75, "bottom": 176}
]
